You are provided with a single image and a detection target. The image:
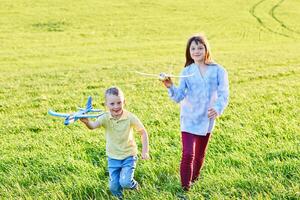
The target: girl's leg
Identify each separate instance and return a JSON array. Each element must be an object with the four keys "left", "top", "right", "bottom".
[
  {"left": 180, "top": 132, "right": 196, "bottom": 189},
  {"left": 119, "top": 156, "right": 138, "bottom": 190},
  {"left": 192, "top": 133, "right": 211, "bottom": 183}
]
